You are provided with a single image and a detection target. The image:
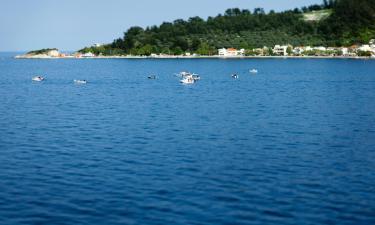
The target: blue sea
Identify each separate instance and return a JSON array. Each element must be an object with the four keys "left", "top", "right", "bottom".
[{"left": 0, "top": 53, "right": 375, "bottom": 225}]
